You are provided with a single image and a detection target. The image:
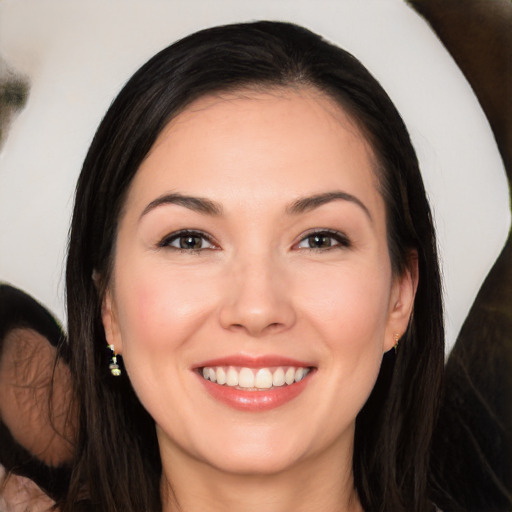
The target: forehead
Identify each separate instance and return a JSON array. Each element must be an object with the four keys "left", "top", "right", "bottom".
[
  {"left": 126, "top": 87, "right": 382, "bottom": 218},
  {"left": 150, "top": 86, "right": 375, "bottom": 165}
]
